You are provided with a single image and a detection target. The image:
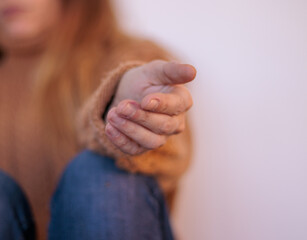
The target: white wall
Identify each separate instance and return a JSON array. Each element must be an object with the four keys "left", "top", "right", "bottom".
[{"left": 113, "top": 1, "right": 307, "bottom": 240}]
